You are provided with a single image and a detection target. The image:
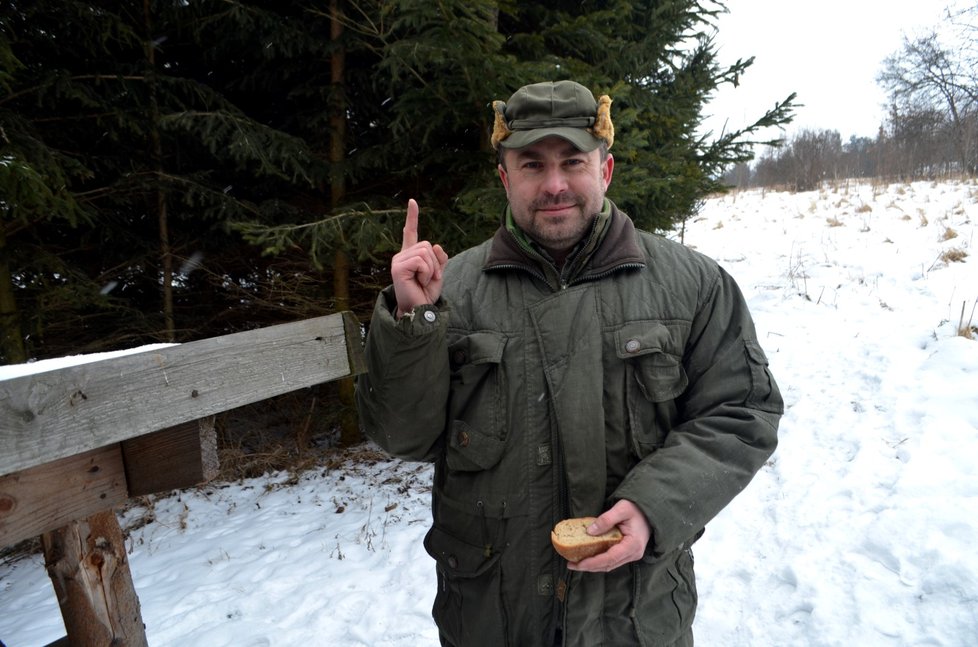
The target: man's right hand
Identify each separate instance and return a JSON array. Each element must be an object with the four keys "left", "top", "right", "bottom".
[{"left": 391, "top": 199, "right": 449, "bottom": 318}]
